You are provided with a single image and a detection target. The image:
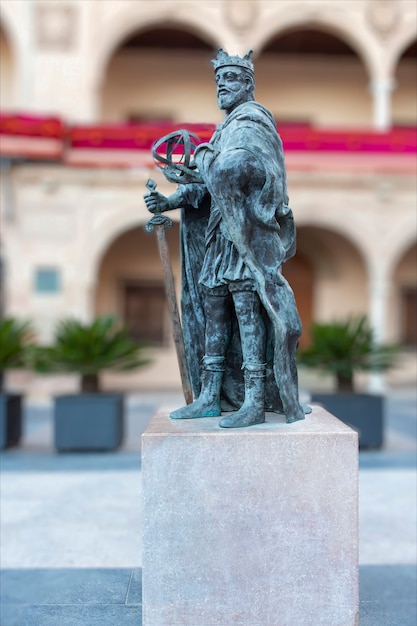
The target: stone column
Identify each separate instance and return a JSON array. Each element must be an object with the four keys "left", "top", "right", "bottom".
[
  {"left": 369, "top": 78, "right": 395, "bottom": 131},
  {"left": 368, "top": 272, "right": 390, "bottom": 393},
  {"left": 18, "top": 0, "right": 35, "bottom": 108}
]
